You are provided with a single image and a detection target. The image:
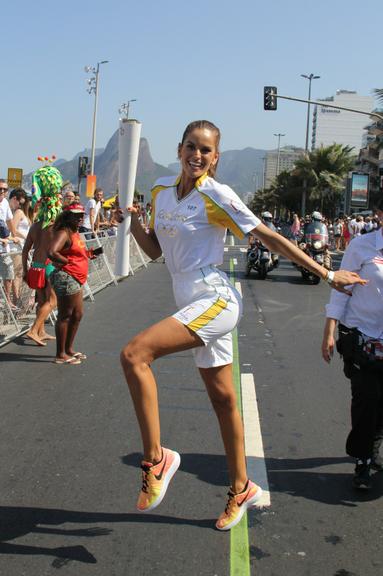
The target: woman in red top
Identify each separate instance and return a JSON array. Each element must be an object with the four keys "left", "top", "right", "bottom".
[{"left": 49, "top": 203, "right": 92, "bottom": 364}]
